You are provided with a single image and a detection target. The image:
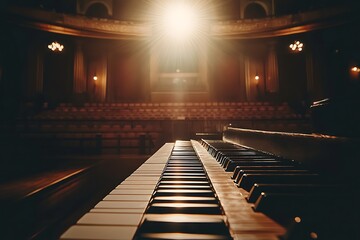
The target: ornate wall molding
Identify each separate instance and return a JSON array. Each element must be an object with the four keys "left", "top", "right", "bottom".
[
  {"left": 211, "top": 6, "right": 353, "bottom": 39},
  {"left": 5, "top": 6, "right": 151, "bottom": 39},
  {"left": 5, "top": 5, "right": 354, "bottom": 40}
]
